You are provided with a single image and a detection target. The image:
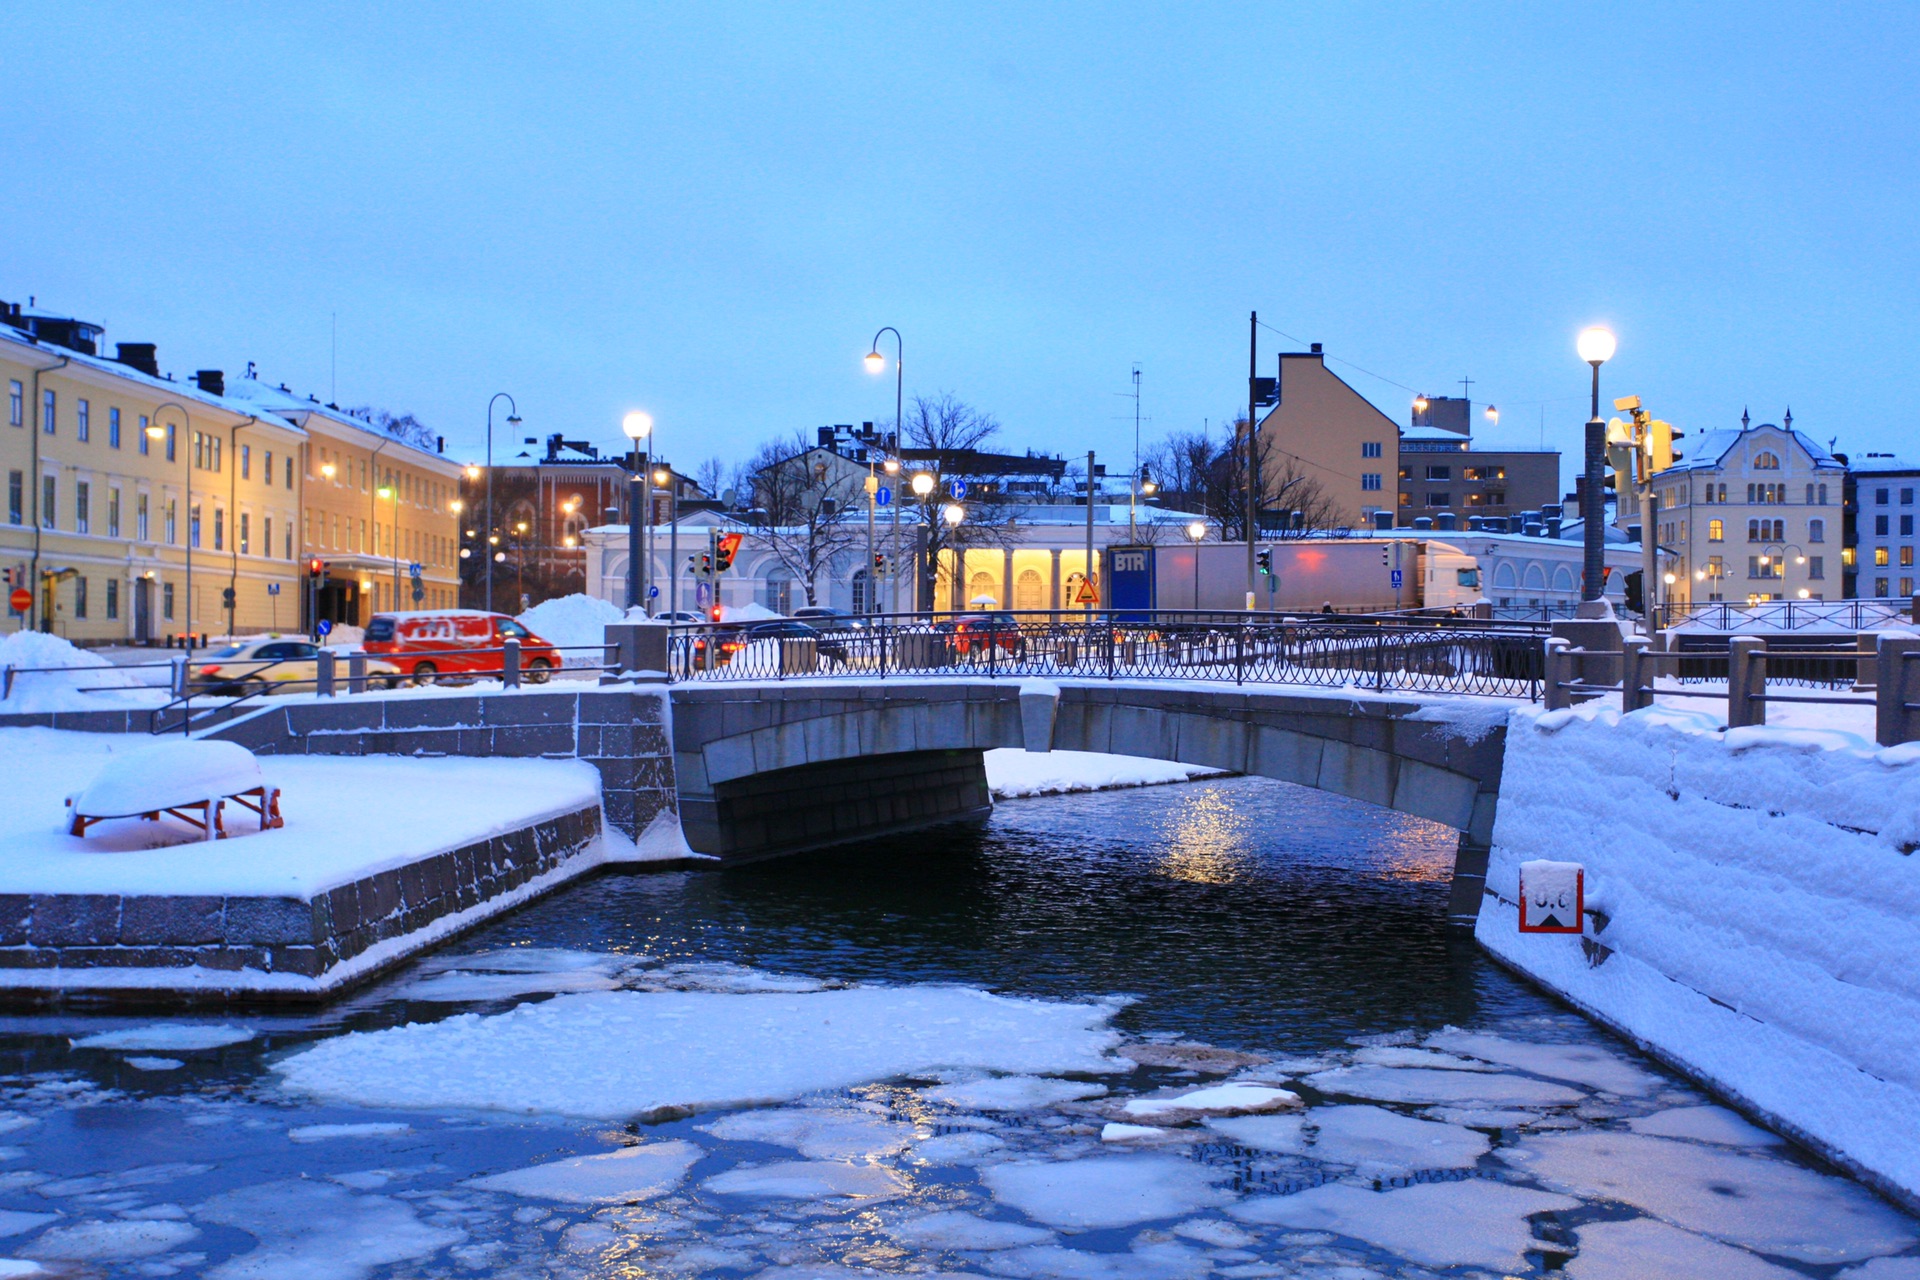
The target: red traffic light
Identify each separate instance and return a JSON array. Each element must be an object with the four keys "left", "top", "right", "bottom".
[
  {"left": 307, "top": 558, "right": 325, "bottom": 578},
  {"left": 715, "top": 532, "right": 743, "bottom": 571}
]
